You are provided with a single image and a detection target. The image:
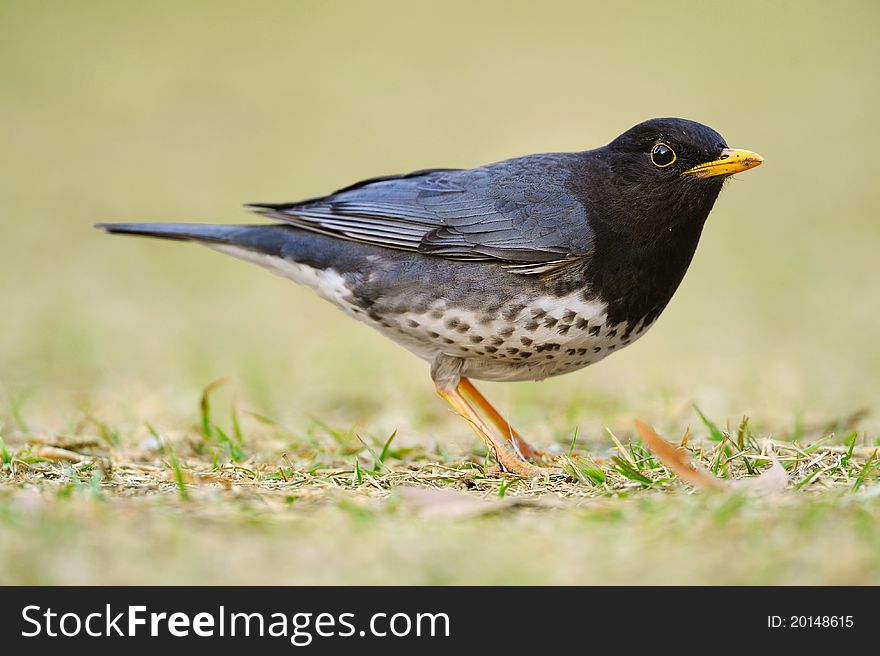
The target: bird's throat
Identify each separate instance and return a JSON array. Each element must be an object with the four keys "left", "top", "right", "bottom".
[{"left": 587, "top": 203, "right": 713, "bottom": 330}]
